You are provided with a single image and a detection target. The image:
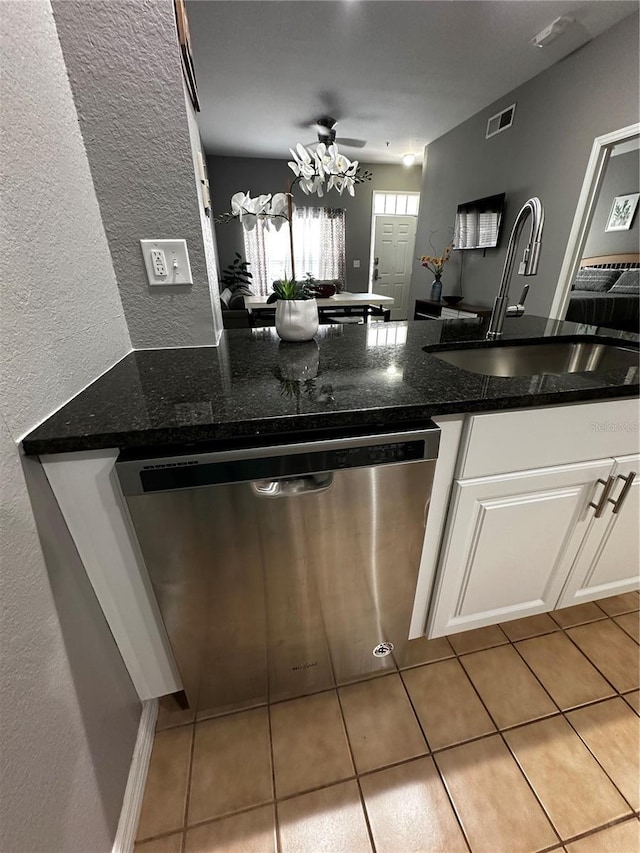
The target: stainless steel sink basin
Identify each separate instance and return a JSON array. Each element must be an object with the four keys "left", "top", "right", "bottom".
[{"left": 427, "top": 341, "right": 639, "bottom": 377}]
